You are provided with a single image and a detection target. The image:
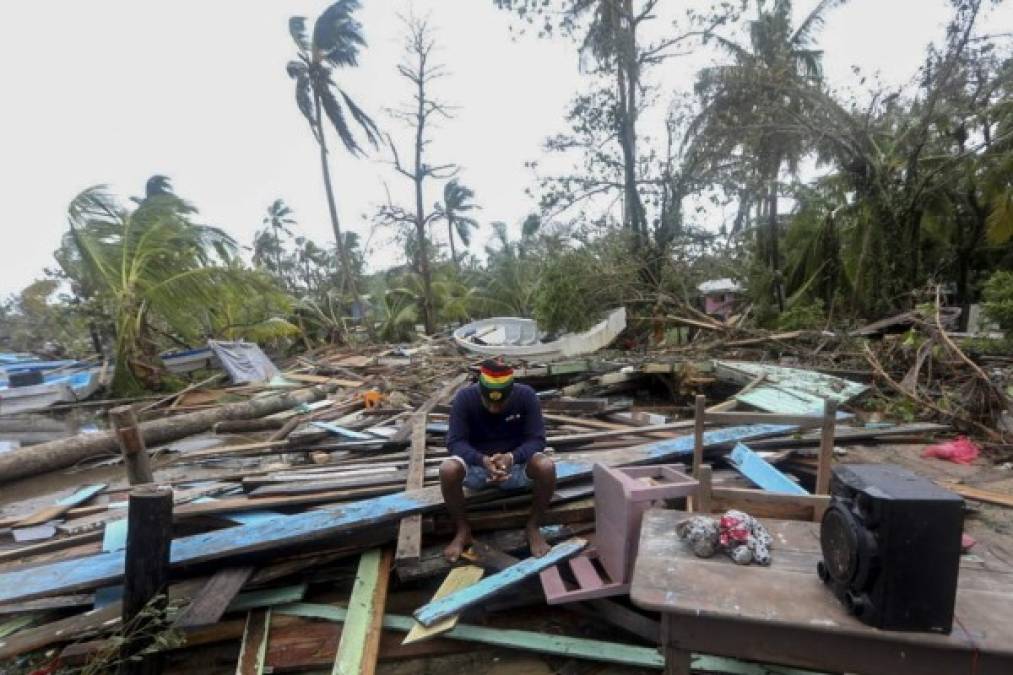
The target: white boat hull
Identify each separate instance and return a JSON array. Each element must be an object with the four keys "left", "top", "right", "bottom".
[{"left": 452, "top": 307, "right": 626, "bottom": 361}]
